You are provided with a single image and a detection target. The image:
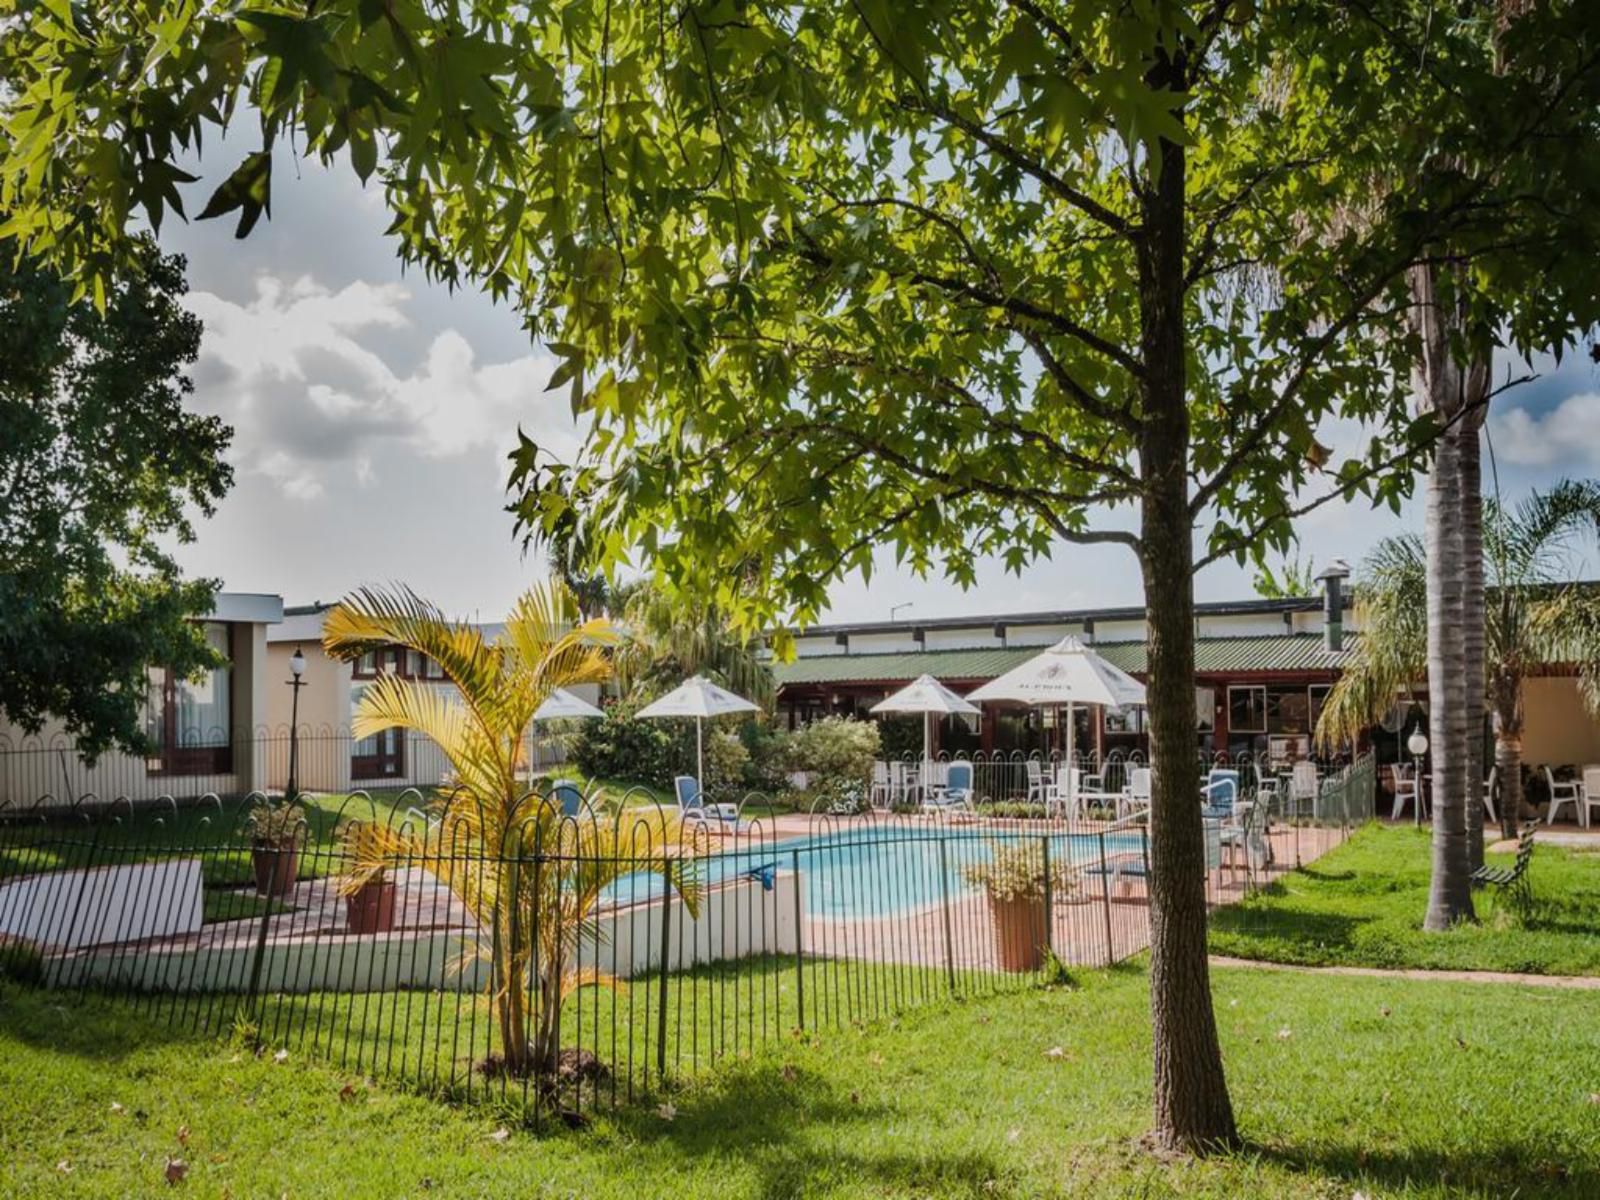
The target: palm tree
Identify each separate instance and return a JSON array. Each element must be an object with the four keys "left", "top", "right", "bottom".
[
  {"left": 1318, "top": 481, "right": 1600, "bottom": 857},
  {"left": 322, "top": 581, "right": 699, "bottom": 1078},
  {"left": 613, "top": 578, "right": 775, "bottom": 708}
]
